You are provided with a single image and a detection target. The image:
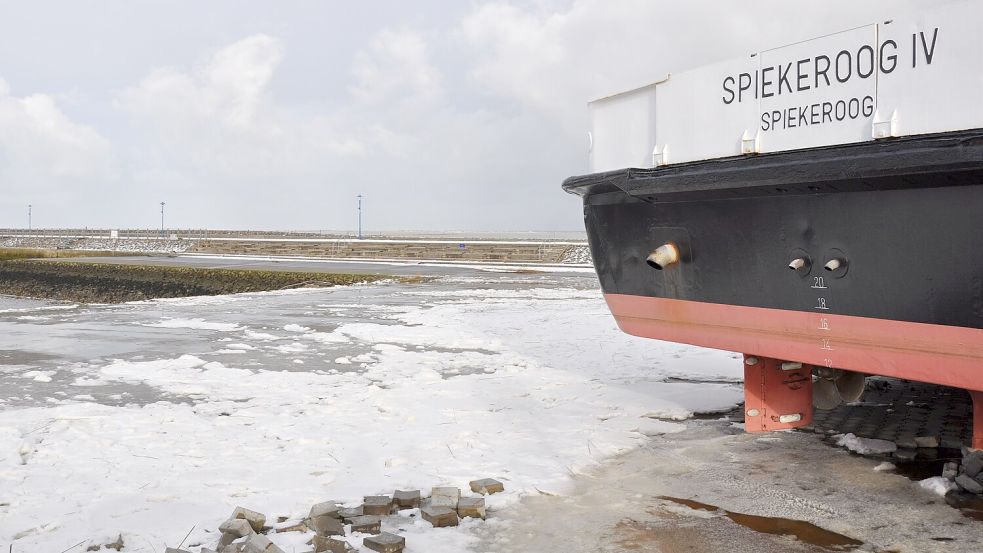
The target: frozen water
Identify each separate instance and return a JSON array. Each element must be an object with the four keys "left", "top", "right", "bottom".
[{"left": 0, "top": 270, "right": 742, "bottom": 552}]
